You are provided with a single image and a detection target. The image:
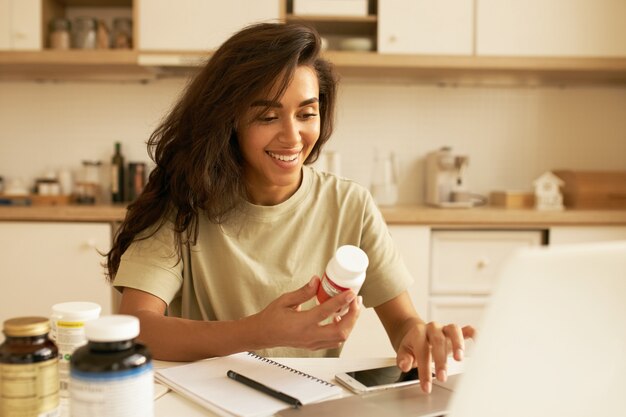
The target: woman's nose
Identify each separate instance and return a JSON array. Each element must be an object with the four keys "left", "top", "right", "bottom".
[{"left": 278, "top": 119, "right": 301, "bottom": 145}]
